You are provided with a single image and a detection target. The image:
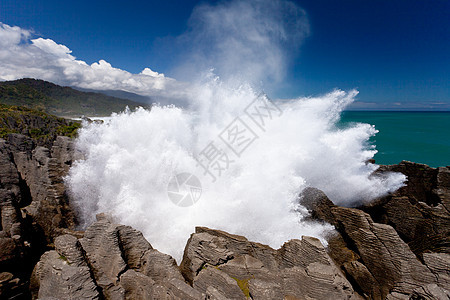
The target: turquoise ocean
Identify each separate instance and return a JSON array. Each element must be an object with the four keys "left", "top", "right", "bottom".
[{"left": 340, "top": 111, "right": 450, "bottom": 167}]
